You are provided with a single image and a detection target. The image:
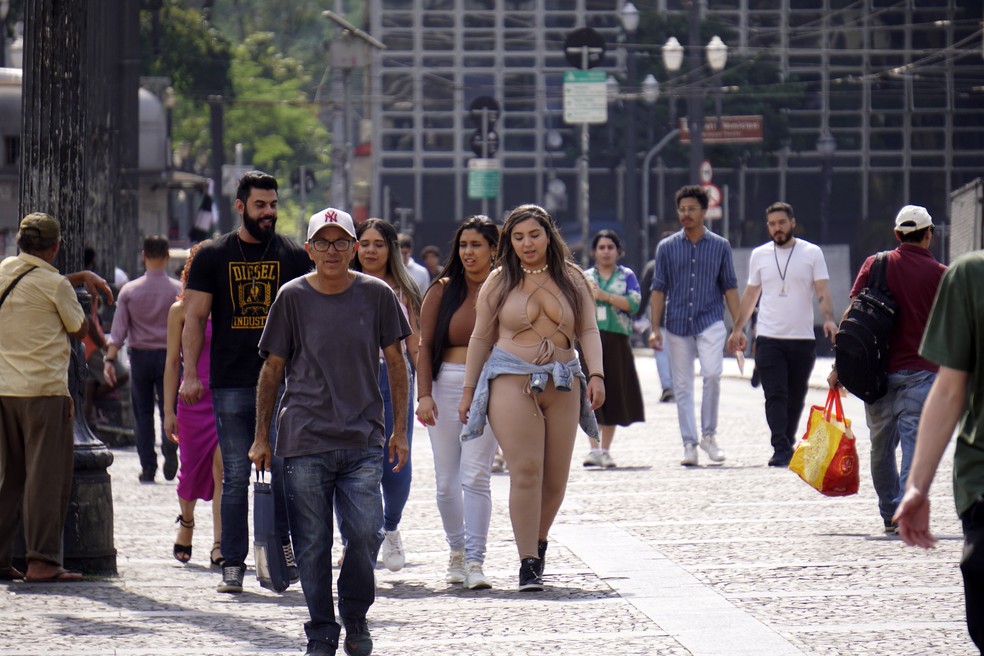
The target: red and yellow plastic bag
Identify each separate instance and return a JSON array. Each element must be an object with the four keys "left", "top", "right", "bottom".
[{"left": 788, "top": 389, "right": 860, "bottom": 497}]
